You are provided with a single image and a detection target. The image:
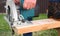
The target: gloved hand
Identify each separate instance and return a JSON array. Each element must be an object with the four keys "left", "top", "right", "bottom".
[{"left": 23, "top": 0, "right": 36, "bottom": 9}]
